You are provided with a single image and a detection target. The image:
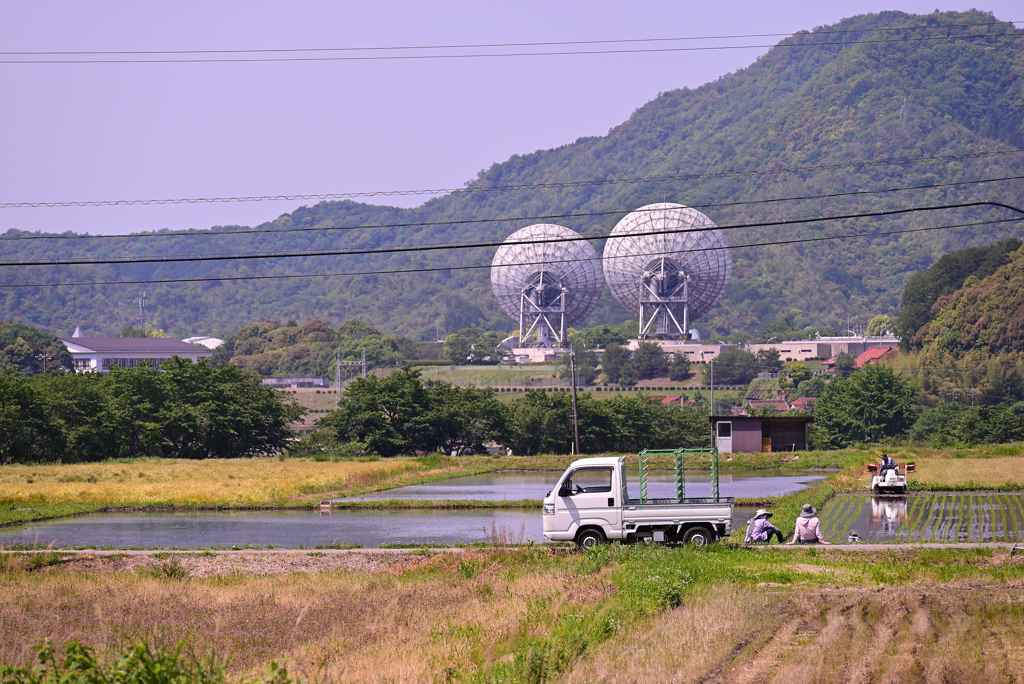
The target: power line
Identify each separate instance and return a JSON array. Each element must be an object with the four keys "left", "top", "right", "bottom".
[
  {"left": 3, "top": 174, "right": 1023, "bottom": 243},
  {"left": 2, "top": 149, "right": 1021, "bottom": 213},
  {"left": 2, "top": 214, "right": 1020, "bottom": 290},
  {"left": 4, "top": 19, "right": 1017, "bottom": 57},
  {"left": 2, "top": 27, "right": 1020, "bottom": 64},
  {"left": 3, "top": 200, "right": 1020, "bottom": 268}
]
